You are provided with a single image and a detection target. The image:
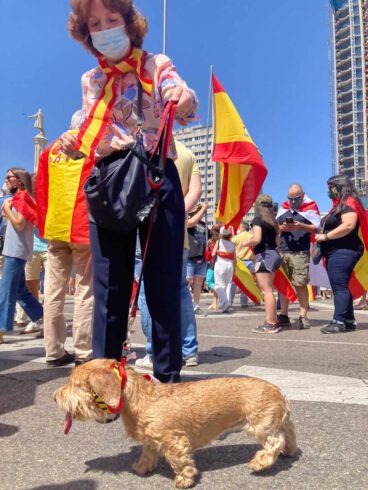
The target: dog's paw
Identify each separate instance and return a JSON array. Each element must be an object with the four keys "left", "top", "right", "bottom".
[
  {"left": 132, "top": 461, "right": 151, "bottom": 476},
  {"left": 175, "top": 475, "right": 194, "bottom": 489},
  {"left": 248, "top": 457, "right": 265, "bottom": 473}
]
